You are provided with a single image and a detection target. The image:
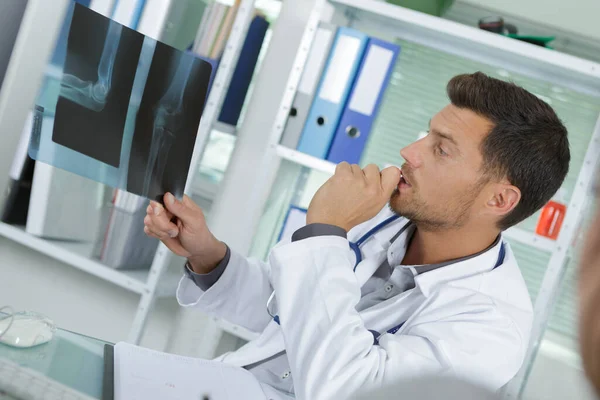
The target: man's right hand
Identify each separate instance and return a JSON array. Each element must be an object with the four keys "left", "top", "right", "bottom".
[{"left": 143, "top": 193, "right": 227, "bottom": 274}]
